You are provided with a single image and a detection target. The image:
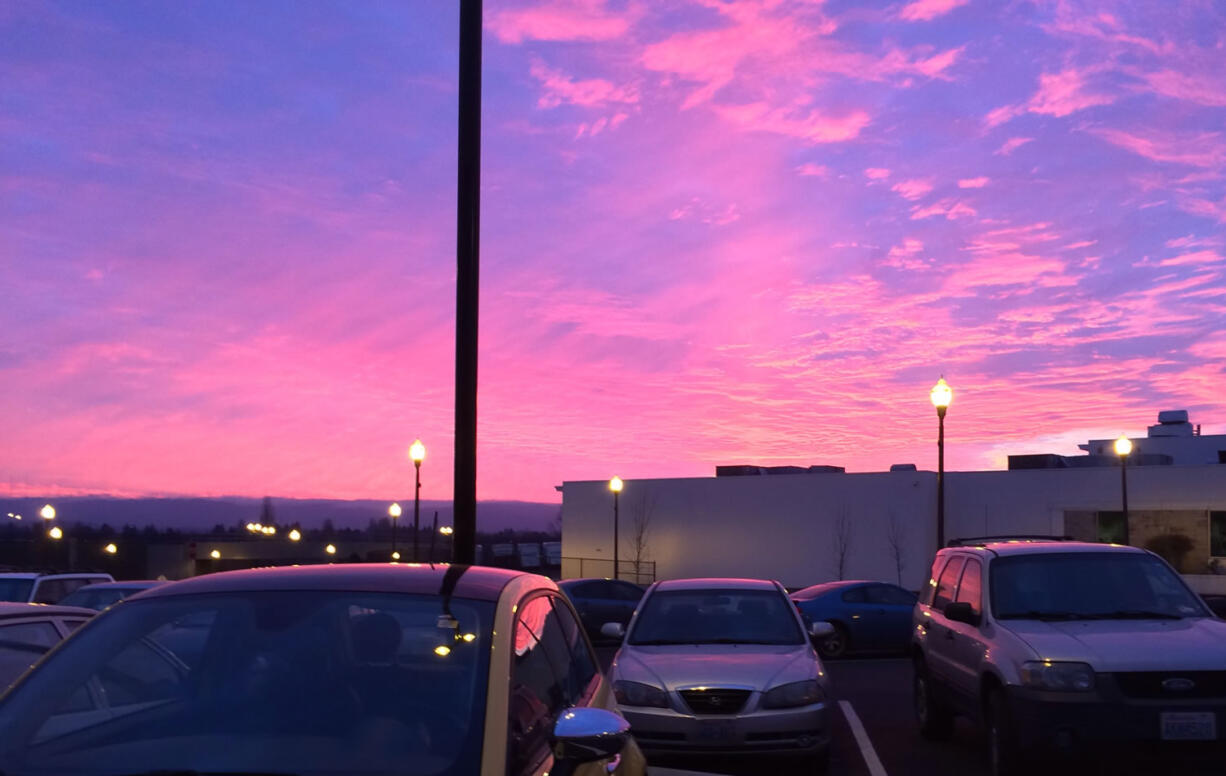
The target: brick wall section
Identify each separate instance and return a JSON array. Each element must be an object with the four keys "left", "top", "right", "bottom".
[{"left": 1128, "top": 510, "right": 1210, "bottom": 573}]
